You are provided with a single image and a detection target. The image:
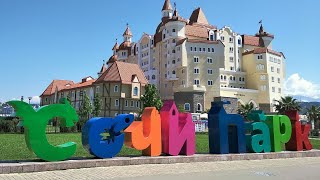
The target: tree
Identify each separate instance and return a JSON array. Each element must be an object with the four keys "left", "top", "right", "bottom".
[
  {"left": 92, "top": 93, "right": 102, "bottom": 117},
  {"left": 274, "top": 96, "right": 301, "bottom": 114},
  {"left": 238, "top": 102, "right": 254, "bottom": 120},
  {"left": 140, "top": 84, "right": 163, "bottom": 111},
  {"left": 78, "top": 94, "right": 93, "bottom": 129},
  {"left": 306, "top": 105, "right": 320, "bottom": 130},
  {"left": 177, "top": 104, "right": 185, "bottom": 113}
]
